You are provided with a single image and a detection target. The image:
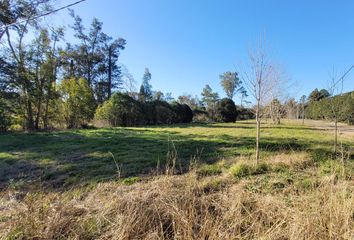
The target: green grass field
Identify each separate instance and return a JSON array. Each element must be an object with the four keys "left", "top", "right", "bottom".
[
  {"left": 1, "top": 120, "right": 353, "bottom": 239},
  {"left": 1, "top": 120, "right": 352, "bottom": 190}
]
